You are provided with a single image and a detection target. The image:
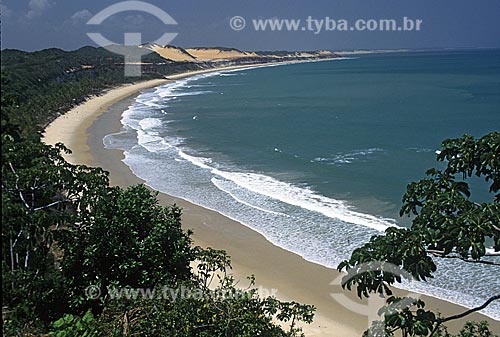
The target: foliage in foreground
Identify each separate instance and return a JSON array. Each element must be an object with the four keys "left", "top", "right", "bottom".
[
  {"left": 339, "top": 132, "right": 500, "bottom": 336},
  {"left": 1, "top": 81, "right": 314, "bottom": 336}
]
